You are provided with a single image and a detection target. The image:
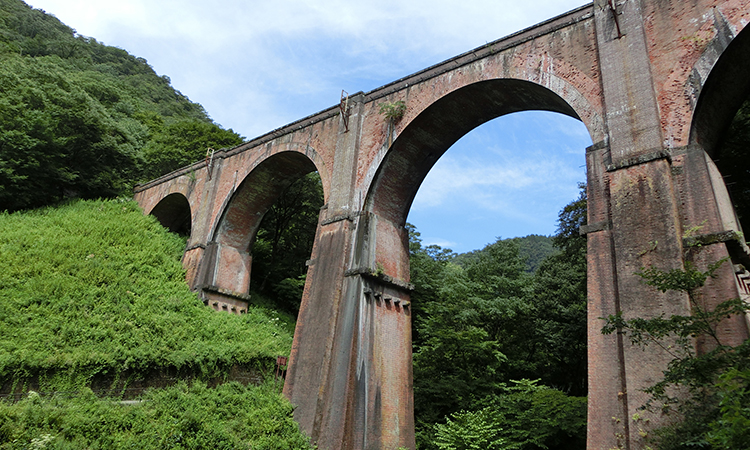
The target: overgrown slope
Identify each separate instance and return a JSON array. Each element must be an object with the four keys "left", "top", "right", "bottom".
[
  {"left": 0, "top": 199, "right": 293, "bottom": 391},
  {"left": 0, "top": 199, "right": 311, "bottom": 448},
  {"left": 0, "top": 381, "right": 311, "bottom": 449}
]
